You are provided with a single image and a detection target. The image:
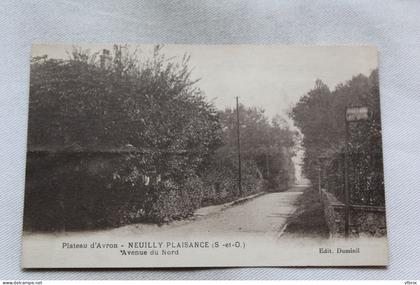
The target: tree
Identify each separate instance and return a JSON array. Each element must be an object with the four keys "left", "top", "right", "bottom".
[
  {"left": 290, "top": 70, "right": 384, "bottom": 206},
  {"left": 29, "top": 45, "right": 222, "bottom": 183},
  {"left": 214, "top": 105, "right": 296, "bottom": 191},
  {"left": 26, "top": 45, "right": 224, "bottom": 229}
]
